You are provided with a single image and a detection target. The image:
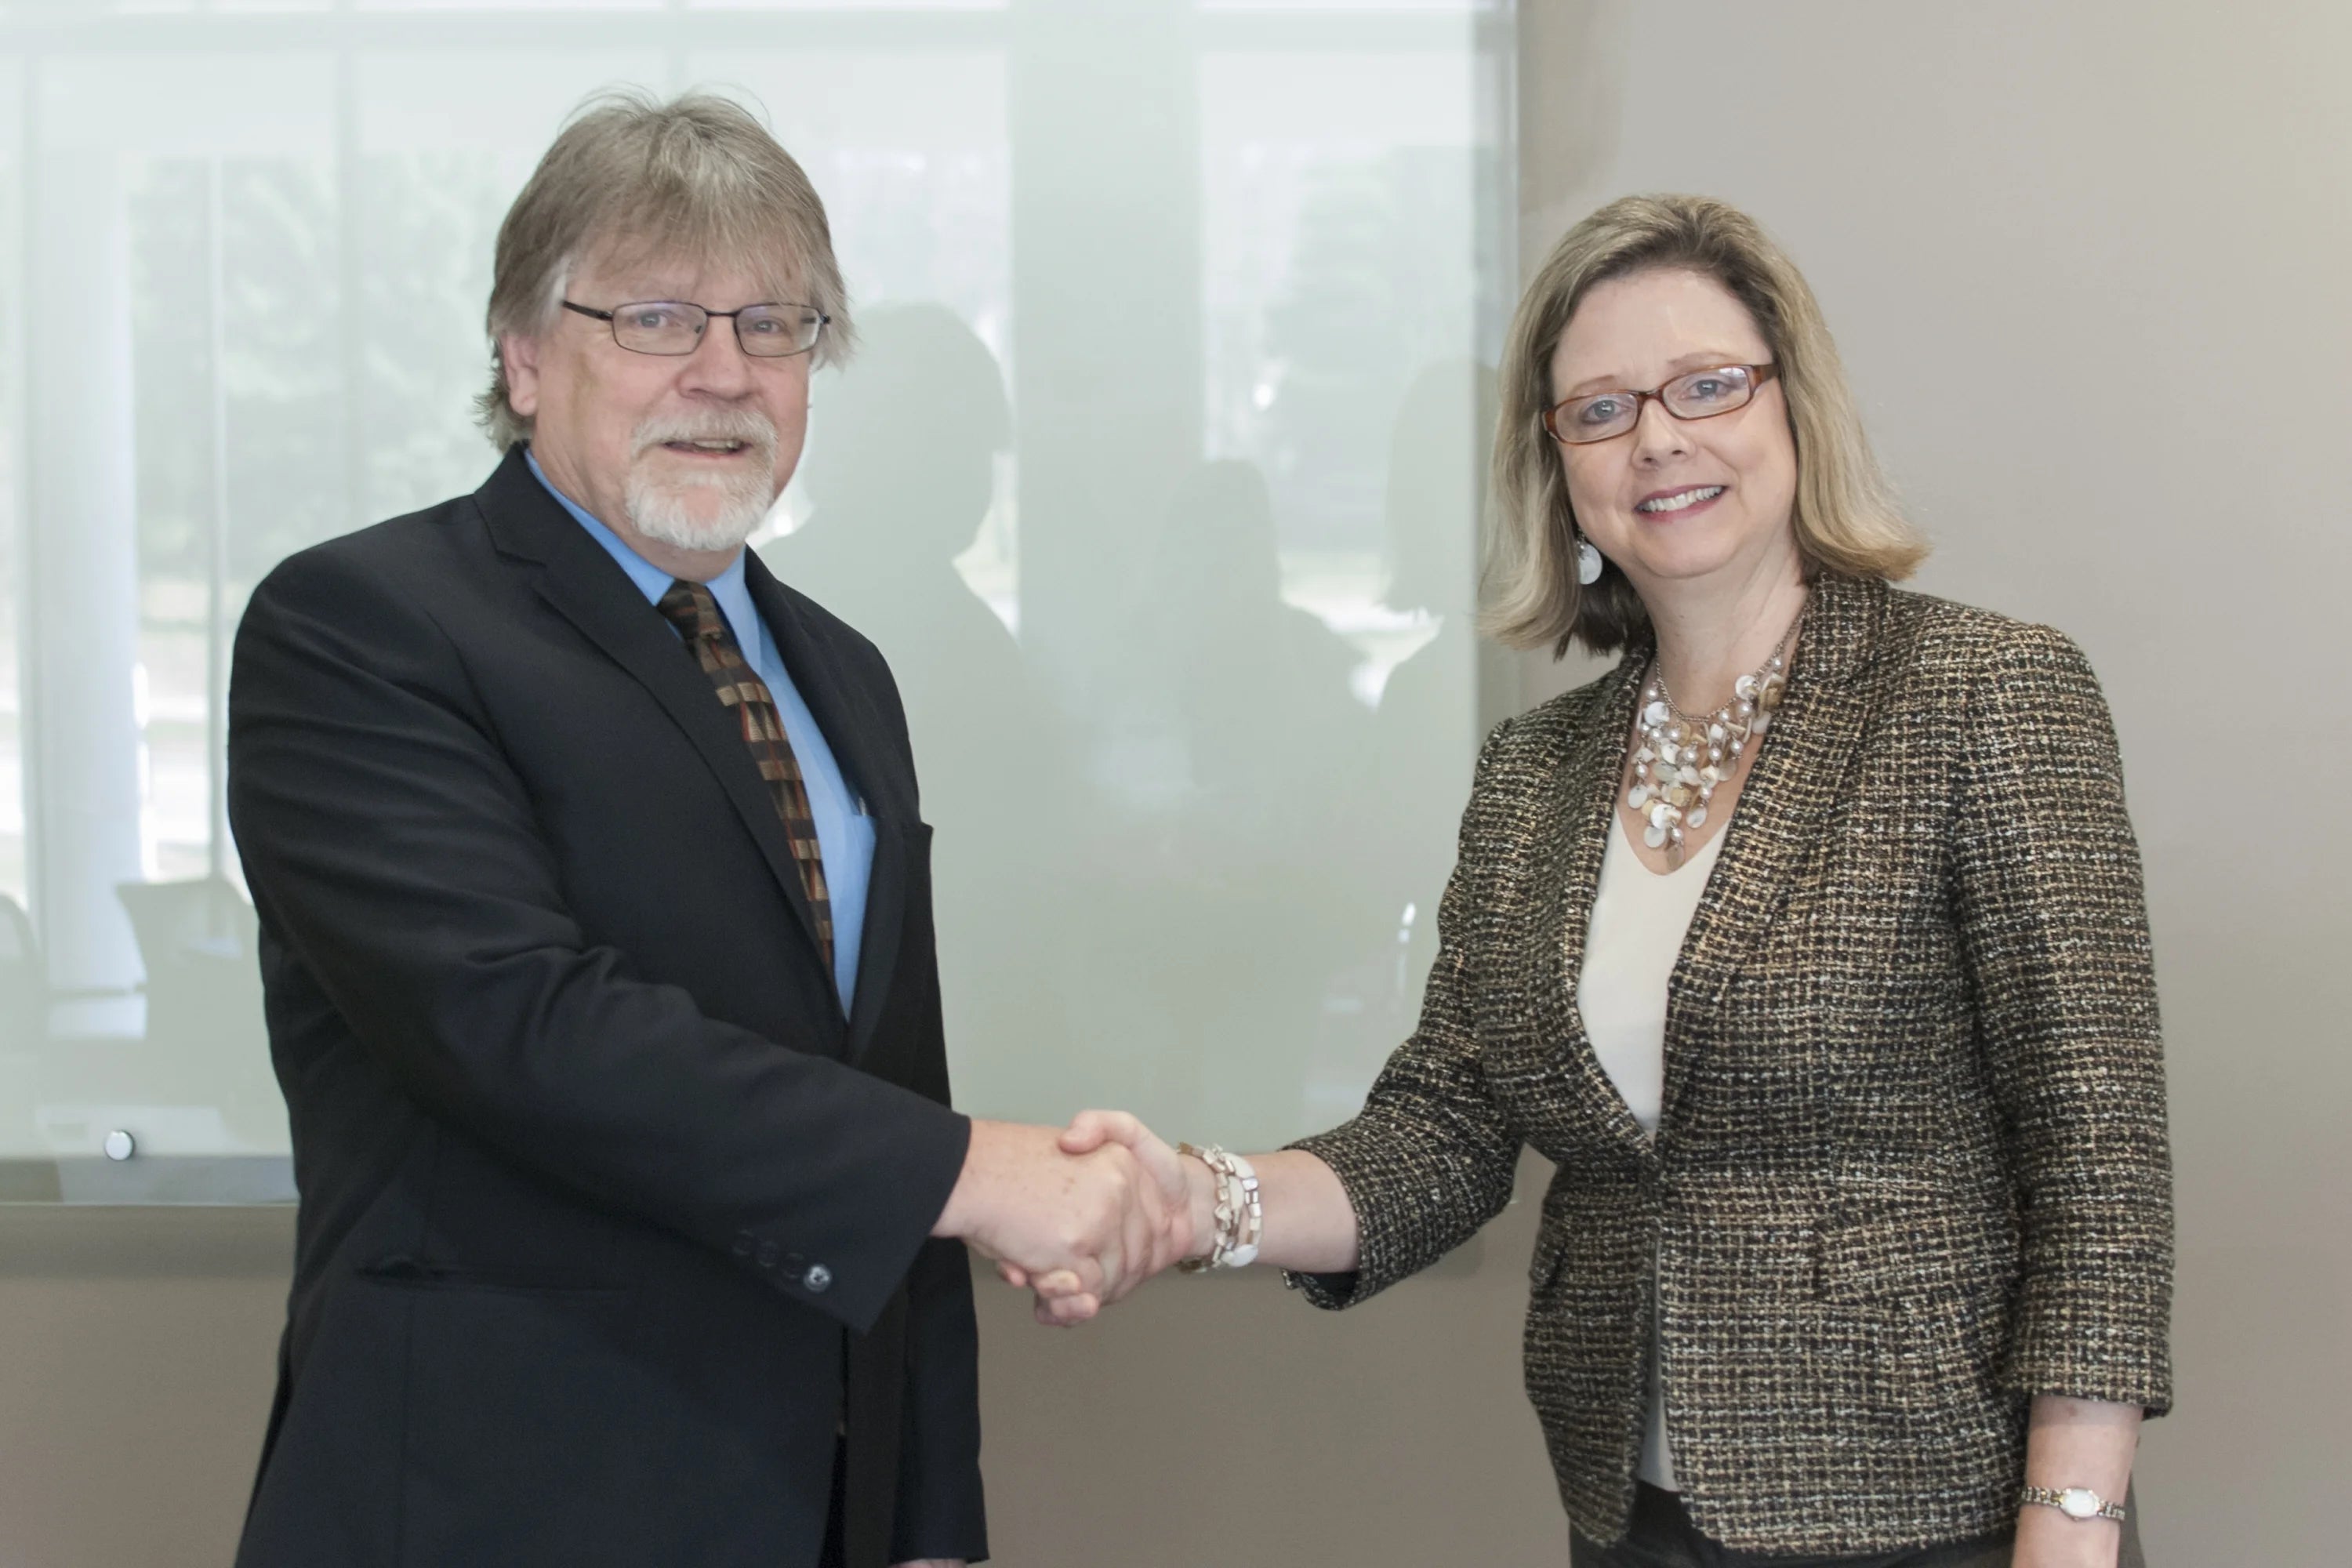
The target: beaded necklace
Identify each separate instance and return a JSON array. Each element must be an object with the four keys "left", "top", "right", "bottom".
[{"left": 1625, "top": 606, "right": 1802, "bottom": 869}]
